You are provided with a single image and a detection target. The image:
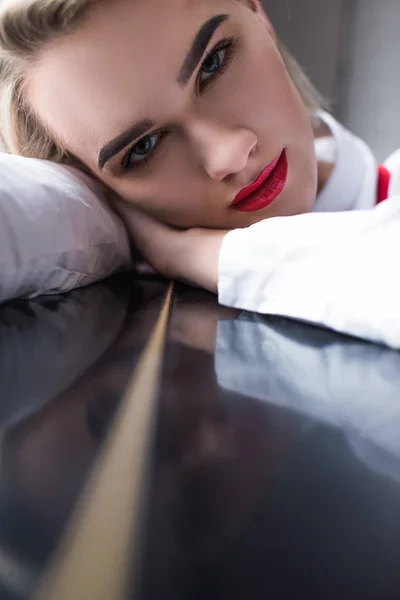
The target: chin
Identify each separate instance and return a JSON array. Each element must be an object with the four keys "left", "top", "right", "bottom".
[
  {"left": 279, "top": 172, "right": 318, "bottom": 218},
  {"left": 242, "top": 189, "right": 316, "bottom": 228}
]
